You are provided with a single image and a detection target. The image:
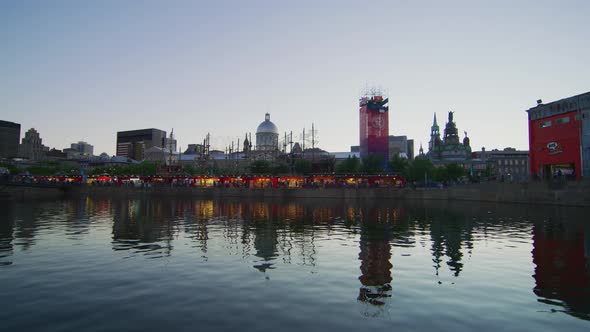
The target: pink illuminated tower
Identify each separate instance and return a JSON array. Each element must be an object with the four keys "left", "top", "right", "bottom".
[{"left": 359, "top": 93, "right": 389, "bottom": 161}]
